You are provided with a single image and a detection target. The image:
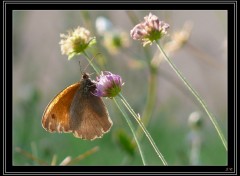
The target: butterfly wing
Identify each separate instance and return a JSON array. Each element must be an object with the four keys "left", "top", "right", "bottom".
[
  {"left": 42, "top": 83, "right": 80, "bottom": 133},
  {"left": 69, "top": 81, "right": 113, "bottom": 140}
]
